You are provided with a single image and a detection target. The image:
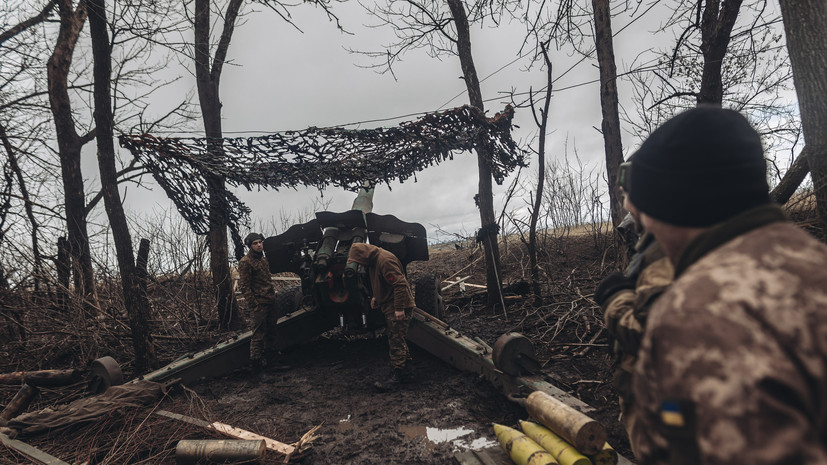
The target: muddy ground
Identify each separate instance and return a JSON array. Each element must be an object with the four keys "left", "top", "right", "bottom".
[
  {"left": 0, "top": 232, "right": 631, "bottom": 464},
  {"left": 189, "top": 233, "right": 630, "bottom": 464}
]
